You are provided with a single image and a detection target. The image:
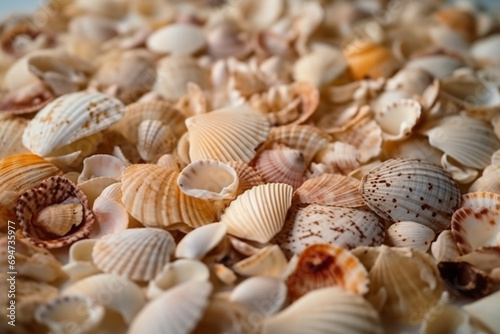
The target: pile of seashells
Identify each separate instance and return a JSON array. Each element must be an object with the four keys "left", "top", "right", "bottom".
[{"left": 2, "top": 0, "right": 500, "bottom": 333}]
